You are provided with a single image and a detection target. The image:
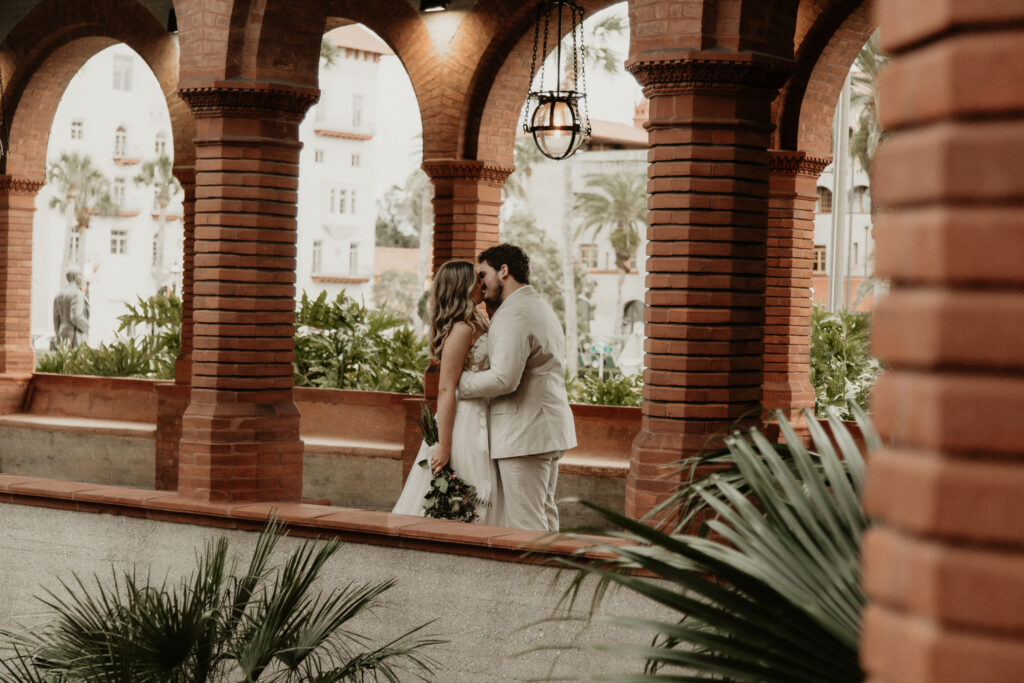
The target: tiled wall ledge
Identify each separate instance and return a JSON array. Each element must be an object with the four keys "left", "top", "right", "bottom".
[{"left": 0, "top": 474, "right": 622, "bottom": 565}]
